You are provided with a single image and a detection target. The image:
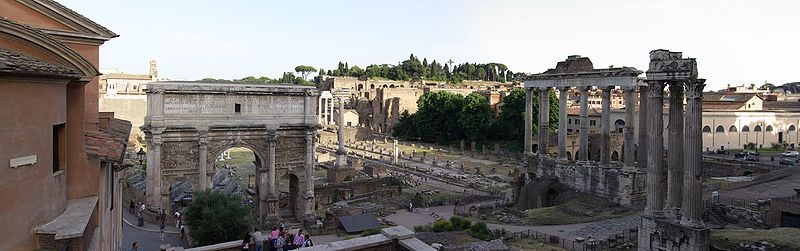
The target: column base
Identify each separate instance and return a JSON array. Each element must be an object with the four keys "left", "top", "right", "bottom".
[{"left": 639, "top": 215, "right": 709, "bottom": 251}]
